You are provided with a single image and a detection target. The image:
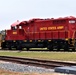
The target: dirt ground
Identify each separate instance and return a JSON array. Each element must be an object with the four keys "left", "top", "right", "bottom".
[
  {"left": 0, "top": 69, "right": 72, "bottom": 75},
  {"left": 0, "top": 69, "right": 26, "bottom": 75}
]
